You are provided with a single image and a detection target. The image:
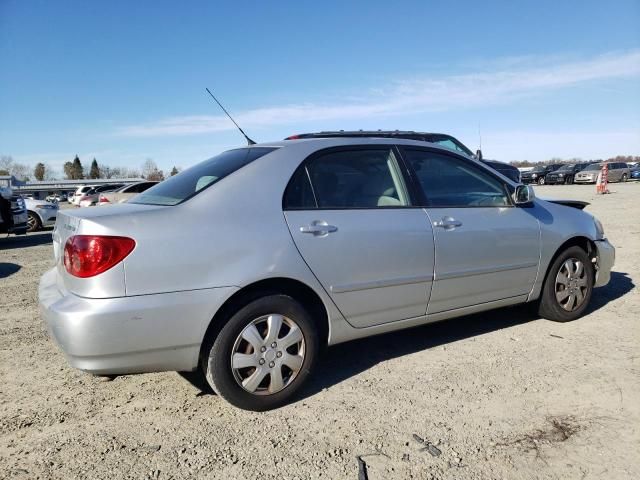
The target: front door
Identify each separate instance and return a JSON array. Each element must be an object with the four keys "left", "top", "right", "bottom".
[
  {"left": 400, "top": 148, "right": 540, "bottom": 314},
  {"left": 283, "top": 146, "right": 435, "bottom": 328}
]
